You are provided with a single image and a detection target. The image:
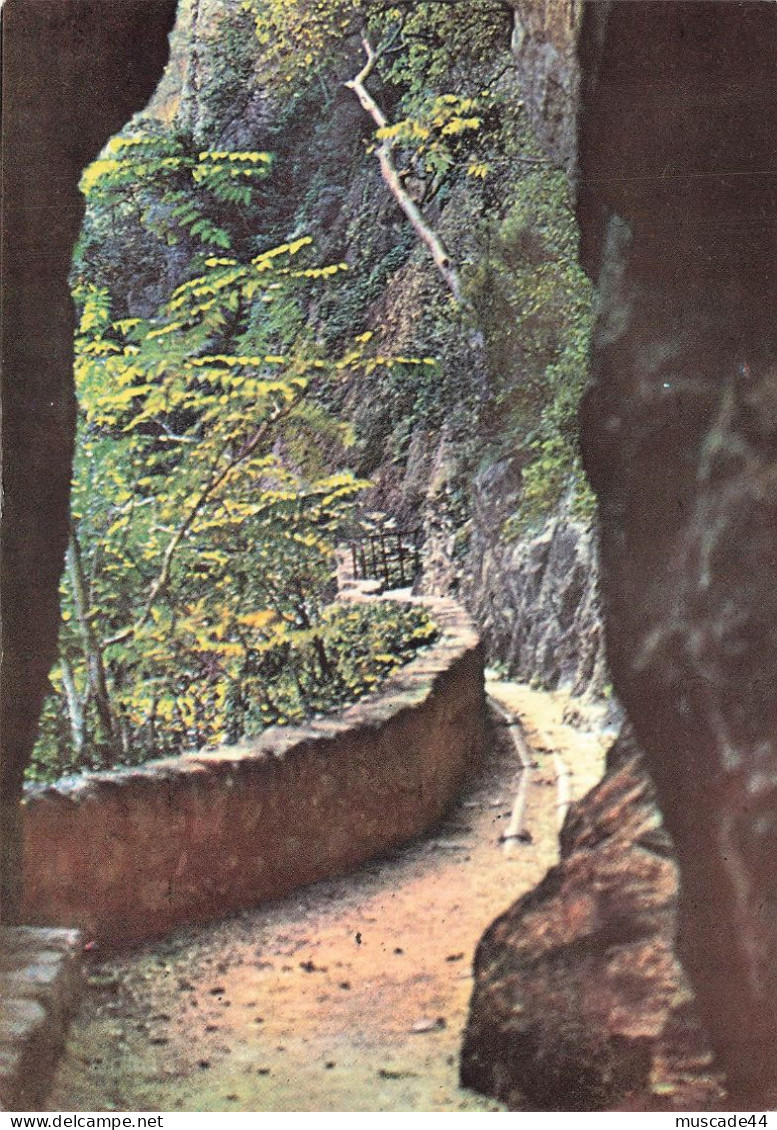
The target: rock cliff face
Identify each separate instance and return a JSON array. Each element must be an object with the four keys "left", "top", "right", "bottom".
[
  {"left": 0, "top": 0, "right": 178, "bottom": 919},
  {"left": 464, "top": 0, "right": 777, "bottom": 1109},
  {"left": 15, "top": 1, "right": 775, "bottom": 1108},
  {"left": 0, "top": 0, "right": 599, "bottom": 917},
  {"left": 465, "top": 464, "right": 607, "bottom": 702},
  {"left": 441, "top": 1, "right": 601, "bottom": 702},
  {"left": 144, "top": 0, "right": 604, "bottom": 703},
  {"left": 462, "top": 733, "right": 697, "bottom": 1110},
  {"left": 154, "top": 0, "right": 275, "bottom": 150},
  {"left": 578, "top": 1, "right": 777, "bottom": 1098},
  {"left": 508, "top": 0, "right": 580, "bottom": 168}
]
